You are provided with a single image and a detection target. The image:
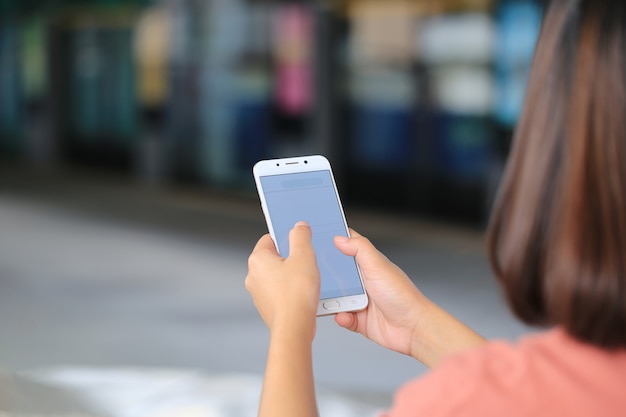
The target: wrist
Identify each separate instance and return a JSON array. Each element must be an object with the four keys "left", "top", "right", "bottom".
[
  {"left": 269, "top": 312, "right": 317, "bottom": 343},
  {"left": 409, "top": 300, "right": 486, "bottom": 368},
  {"left": 408, "top": 298, "right": 435, "bottom": 363}
]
